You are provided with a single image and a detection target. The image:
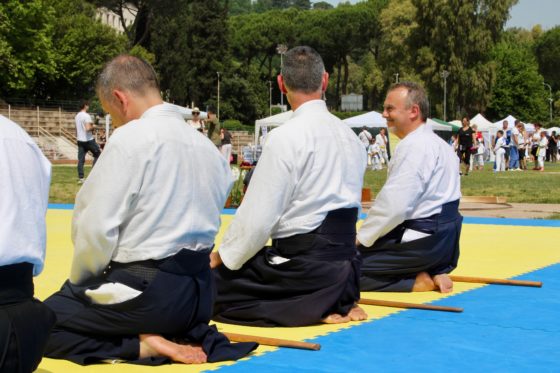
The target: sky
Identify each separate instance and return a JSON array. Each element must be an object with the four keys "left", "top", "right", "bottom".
[{"left": 323, "top": 0, "right": 560, "bottom": 30}]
